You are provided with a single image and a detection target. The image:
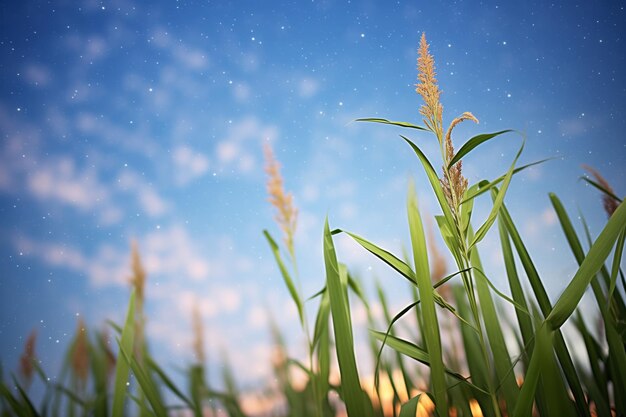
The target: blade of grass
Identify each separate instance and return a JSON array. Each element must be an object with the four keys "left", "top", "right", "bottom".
[
  {"left": 263, "top": 230, "right": 304, "bottom": 326},
  {"left": 461, "top": 159, "right": 553, "bottom": 204},
  {"left": 323, "top": 218, "right": 369, "bottom": 417},
  {"left": 468, "top": 242, "right": 519, "bottom": 411},
  {"left": 401, "top": 135, "right": 459, "bottom": 246},
  {"left": 609, "top": 227, "right": 625, "bottom": 302},
  {"left": 118, "top": 341, "right": 168, "bottom": 417},
  {"left": 407, "top": 186, "right": 447, "bottom": 416},
  {"left": 333, "top": 229, "right": 416, "bottom": 284},
  {"left": 580, "top": 176, "right": 623, "bottom": 203},
  {"left": 573, "top": 312, "right": 611, "bottom": 416},
  {"left": 499, "top": 199, "right": 591, "bottom": 417},
  {"left": 399, "top": 394, "right": 422, "bottom": 417},
  {"left": 468, "top": 137, "right": 524, "bottom": 250},
  {"left": 547, "top": 200, "right": 626, "bottom": 329},
  {"left": 369, "top": 331, "right": 488, "bottom": 394},
  {"left": 111, "top": 290, "right": 136, "bottom": 417},
  {"left": 447, "top": 130, "right": 513, "bottom": 169},
  {"left": 356, "top": 118, "right": 429, "bottom": 131}
]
